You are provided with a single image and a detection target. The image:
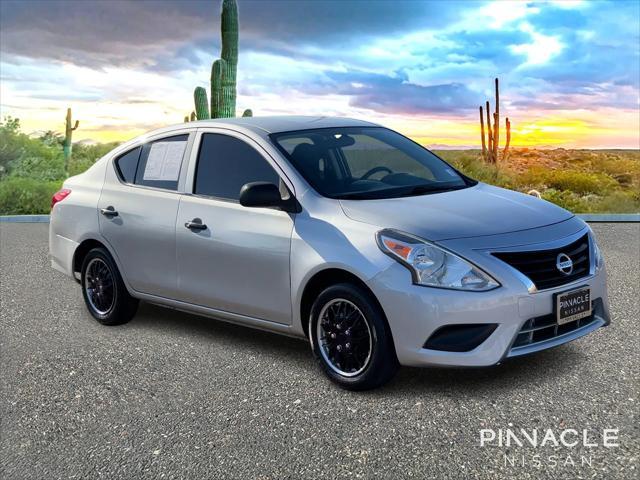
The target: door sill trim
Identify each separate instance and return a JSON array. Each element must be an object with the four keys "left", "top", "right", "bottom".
[{"left": 134, "top": 291, "right": 303, "bottom": 339}]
